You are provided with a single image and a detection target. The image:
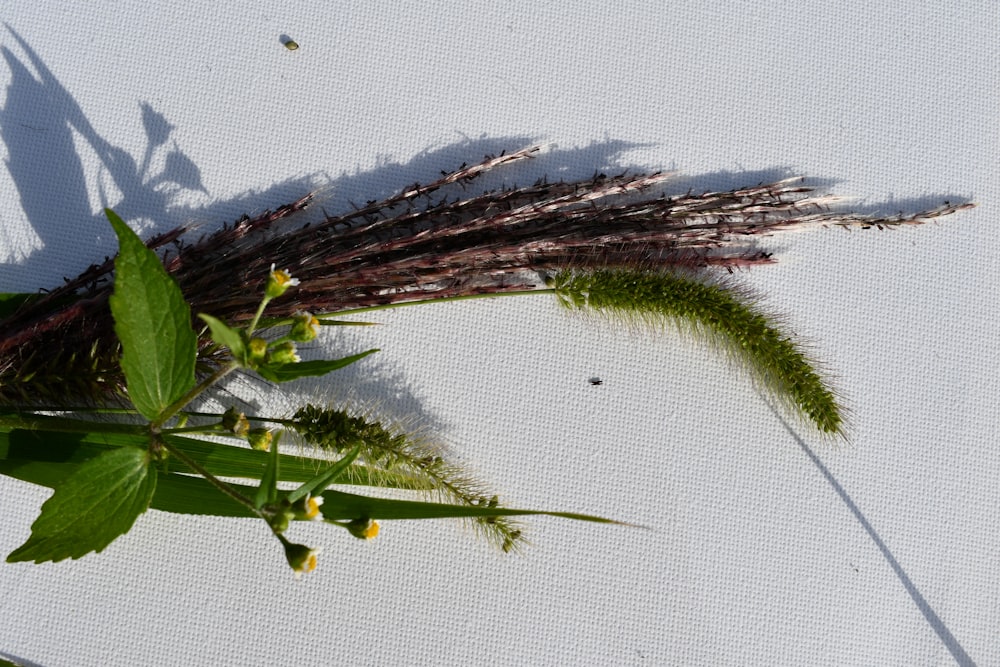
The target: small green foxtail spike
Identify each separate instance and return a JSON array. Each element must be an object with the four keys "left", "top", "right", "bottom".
[
  {"left": 549, "top": 268, "right": 844, "bottom": 436},
  {"left": 290, "top": 404, "right": 525, "bottom": 552}
]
